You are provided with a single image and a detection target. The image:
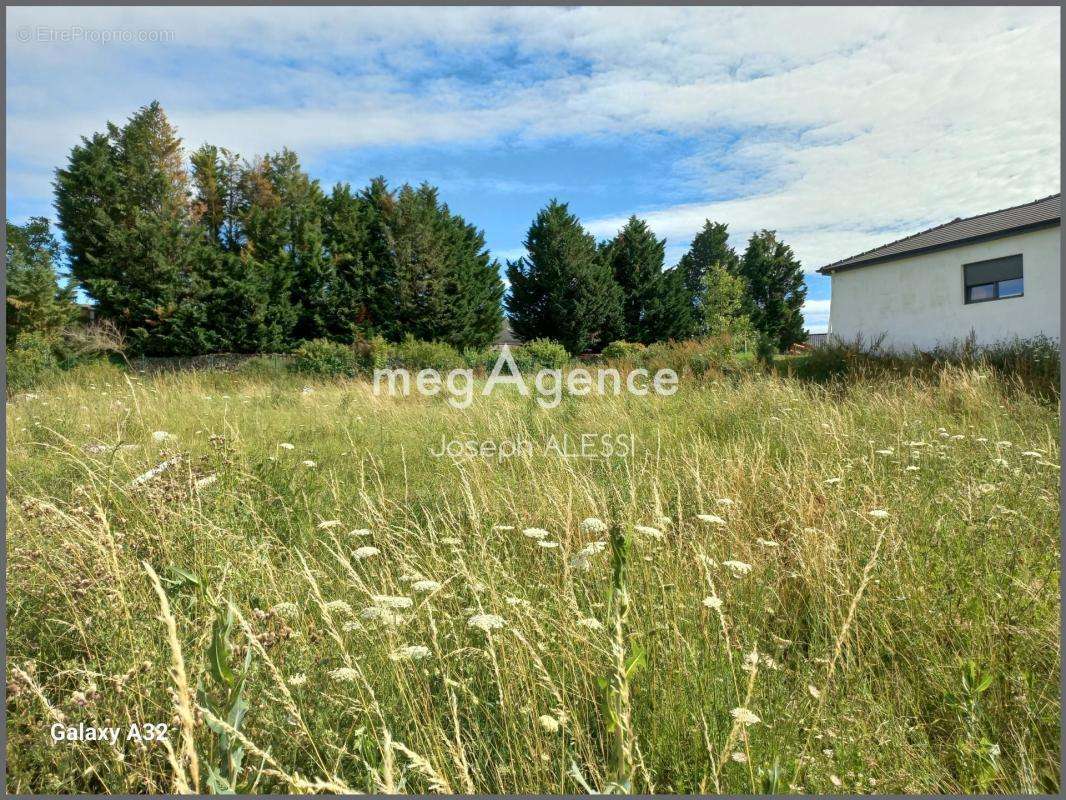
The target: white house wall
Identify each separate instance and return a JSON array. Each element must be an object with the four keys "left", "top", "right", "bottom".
[{"left": 828, "top": 226, "right": 1060, "bottom": 350}]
